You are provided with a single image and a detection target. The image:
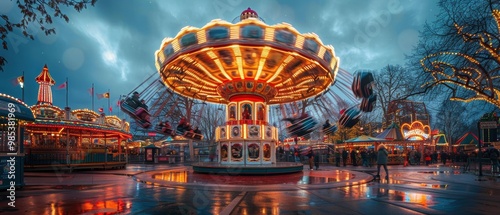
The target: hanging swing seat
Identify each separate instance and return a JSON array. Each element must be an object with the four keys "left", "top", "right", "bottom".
[
  {"left": 352, "top": 71, "right": 374, "bottom": 98},
  {"left": 286, "top": 115, "right": 318, "bottom": 137},
  {"left": 360, "top": 94, "right": 377, "bottom": 112},
  {"left": 121, "top": 98, "right": 152, "bottom": 128},
  {"left": 323, "top": 124, "right": 338, "bottom": 135},
  {"left": 155, "top": 125, "right": 174, "bottom": 136},
  {"left": 184, "top": 131, "right": 204, "bottom": 140},
  {"left": 338, "top": 107, "right": 361, "bottom": 128}
]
